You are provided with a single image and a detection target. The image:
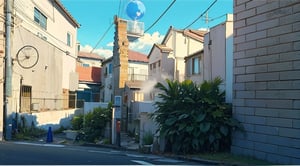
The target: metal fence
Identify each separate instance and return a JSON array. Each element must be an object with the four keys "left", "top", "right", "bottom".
[{"left": 21, "top": 97, "right": 84, "bottom": 113}]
